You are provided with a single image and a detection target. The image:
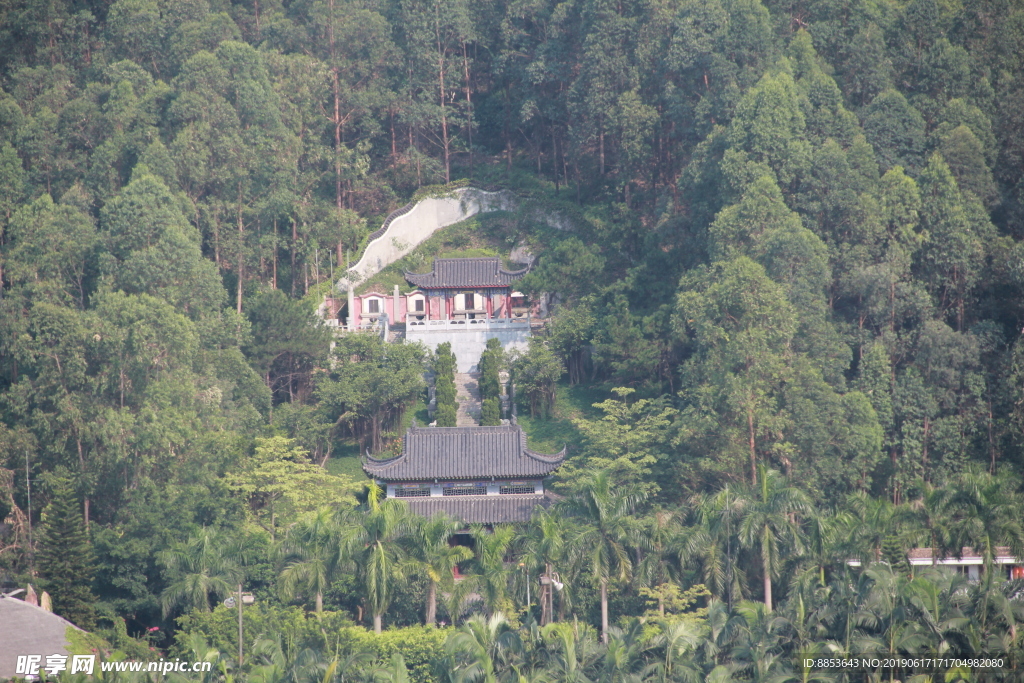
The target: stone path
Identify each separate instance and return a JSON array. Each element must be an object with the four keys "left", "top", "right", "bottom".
[{"left": 455, "top": 372, "right": 481, "bottom": 426}]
